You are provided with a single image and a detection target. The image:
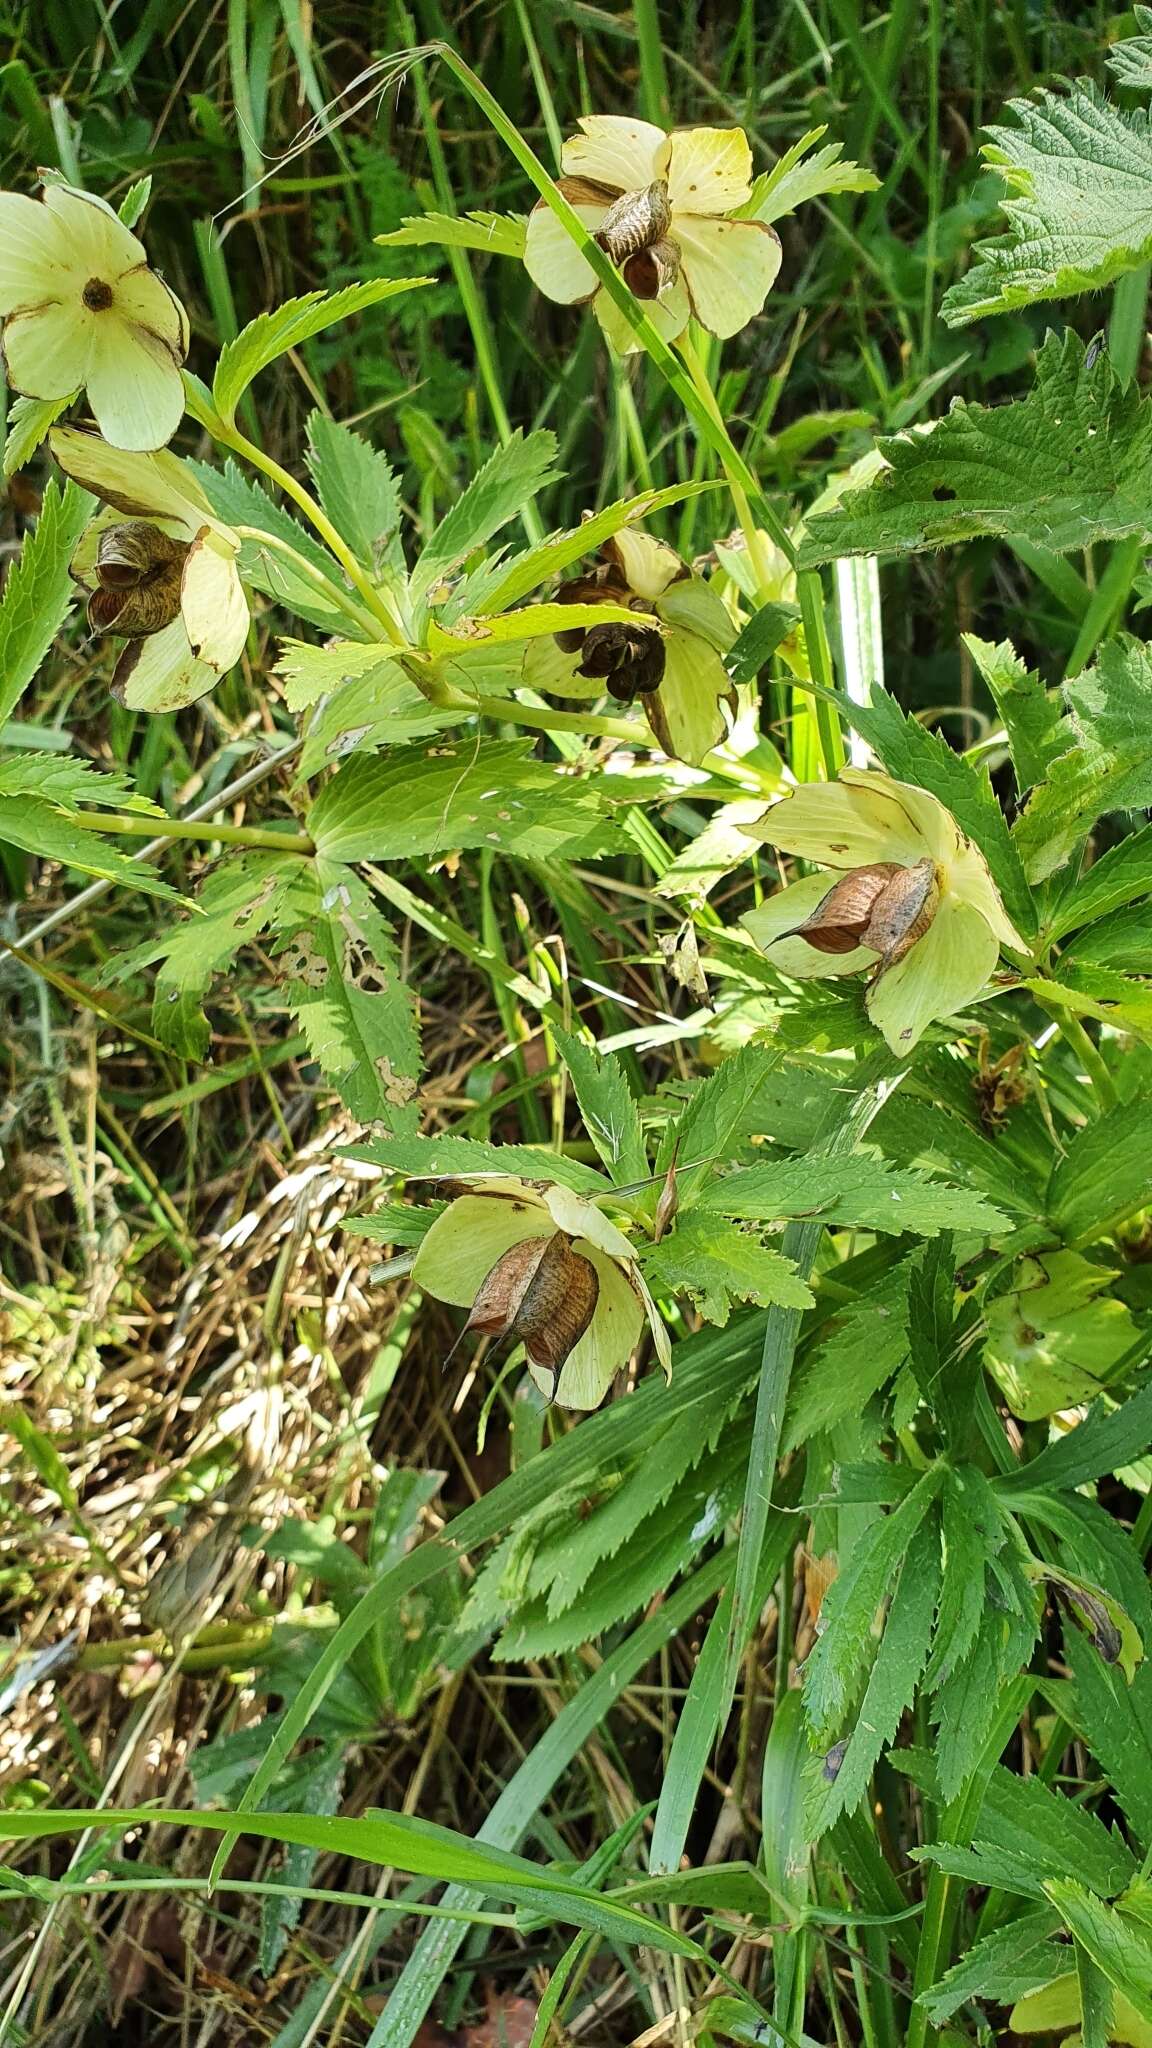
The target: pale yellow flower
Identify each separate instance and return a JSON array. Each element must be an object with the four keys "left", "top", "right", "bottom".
[
  {"left": 522, "top": 527, "right": 736, "bottom": 765},
  {"left": 524, "top": 118, "right": 781, "bottom": 352},
  {"left": 53, "top": 426, "right": 248, "bottom": 711},
  {"left": 413, "top": 1175, "right": 669, "bottom": 1410},
  {"left": 743, "top": 770, "right": 1023, "bottom": 1054},
  {"left": 0, "top": 181, "right": 188, "bottom": 450}
]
